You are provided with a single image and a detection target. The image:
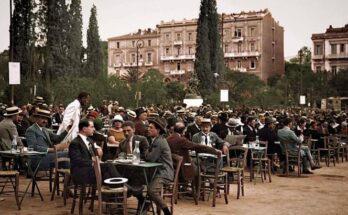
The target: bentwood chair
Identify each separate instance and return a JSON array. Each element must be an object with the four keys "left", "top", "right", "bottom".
[
  {"left": 280, "top": 140, "right": 303, "bottom": 177},
  {"left": 221, "top": 146, "right": 248, "bottom": 199},
  {"left": 50, "top": 146, "right": 71, "bottom": 206},
  {"left": 197, "top": 152, "right": 228, "bottom": 207},
  {"left": 157, "top": 154, "right": 183, "bottom": 215},
  {"left": 94, "top": 156, "right": 128, "bottom": 215},
  {"left": 0, "top": 169, "right": 20, "bottom": 210}
]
